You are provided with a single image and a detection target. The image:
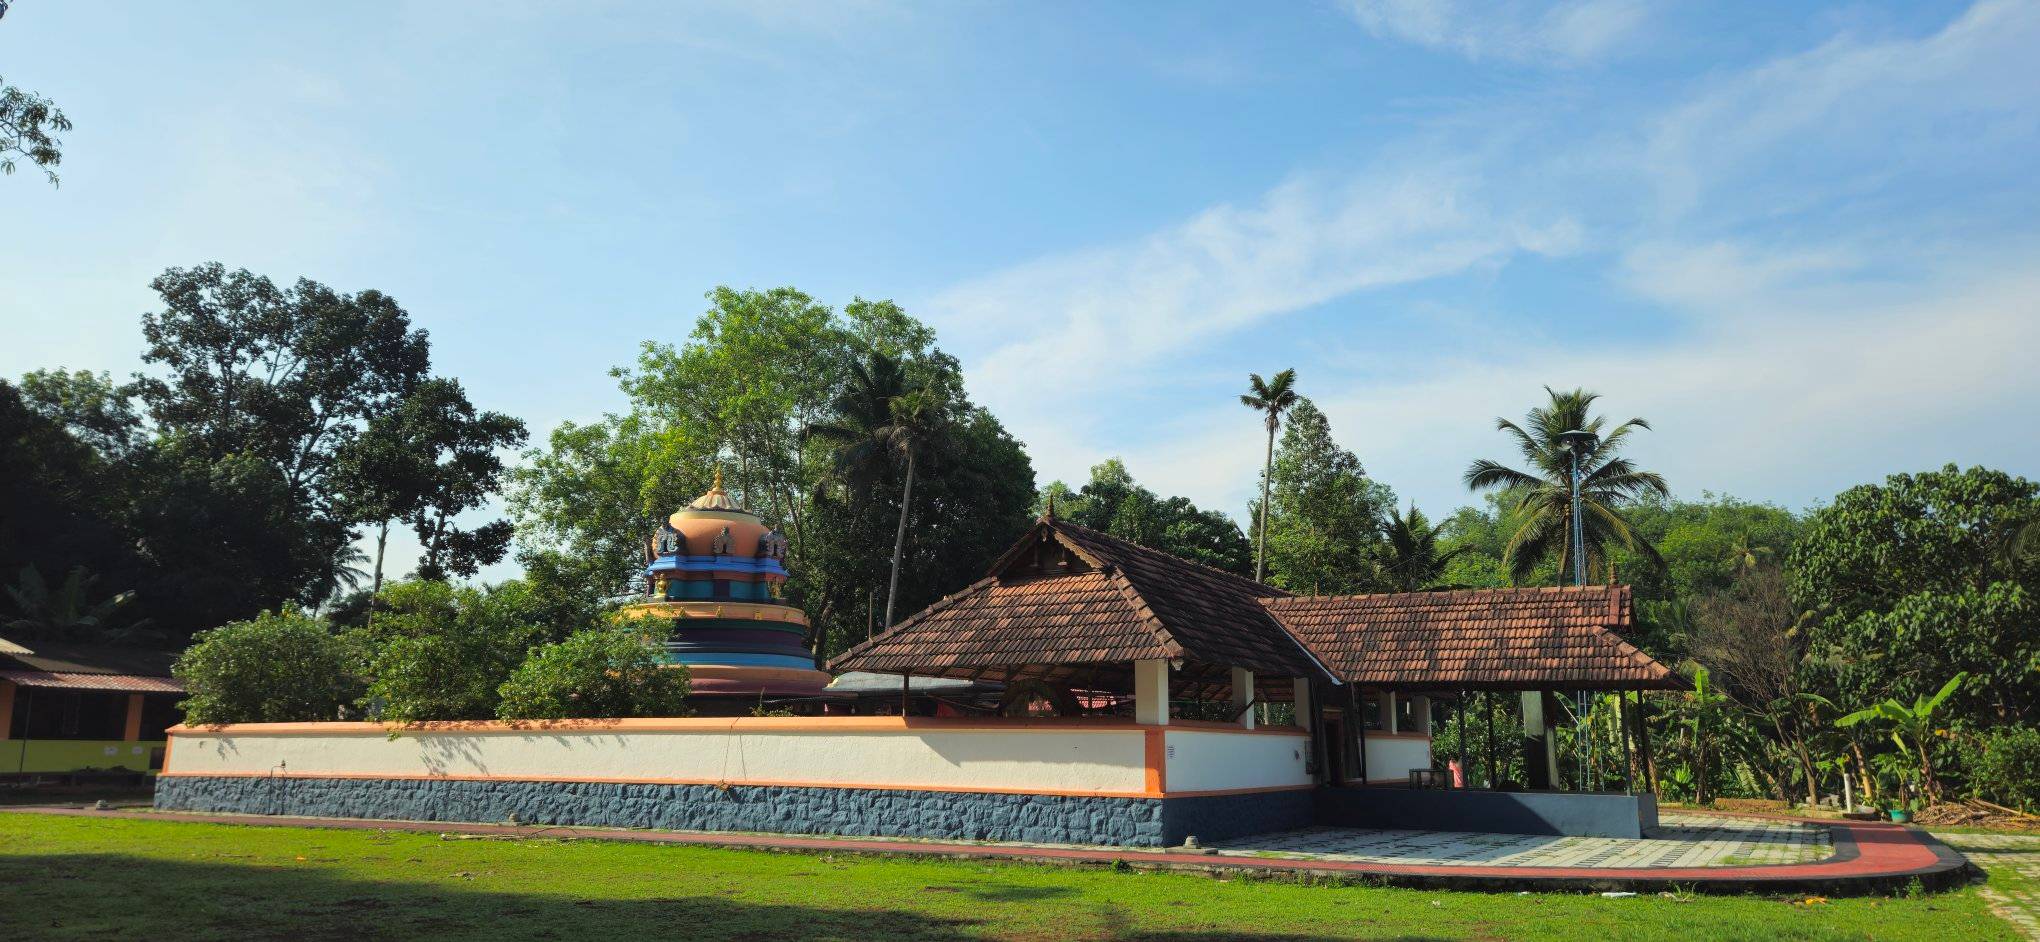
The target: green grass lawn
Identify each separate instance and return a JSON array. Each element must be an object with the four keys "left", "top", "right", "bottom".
[{"left": 0, "top": 811, "right": 2018, "bottom": 941}]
